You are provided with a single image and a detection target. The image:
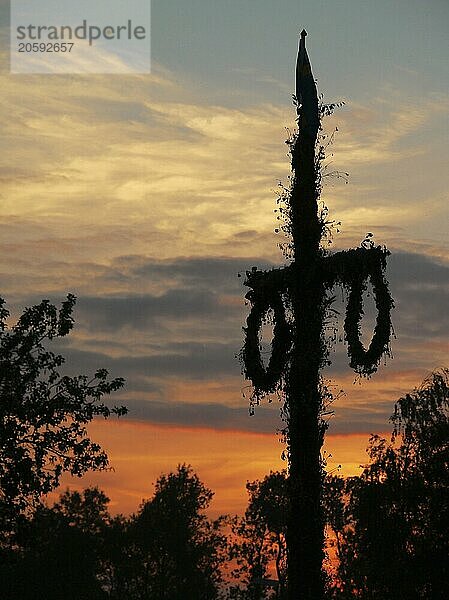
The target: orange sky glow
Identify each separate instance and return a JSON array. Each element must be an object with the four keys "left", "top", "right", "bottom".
[{"left": 54, "top": 420, "right": 383, "bottom": 517}]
